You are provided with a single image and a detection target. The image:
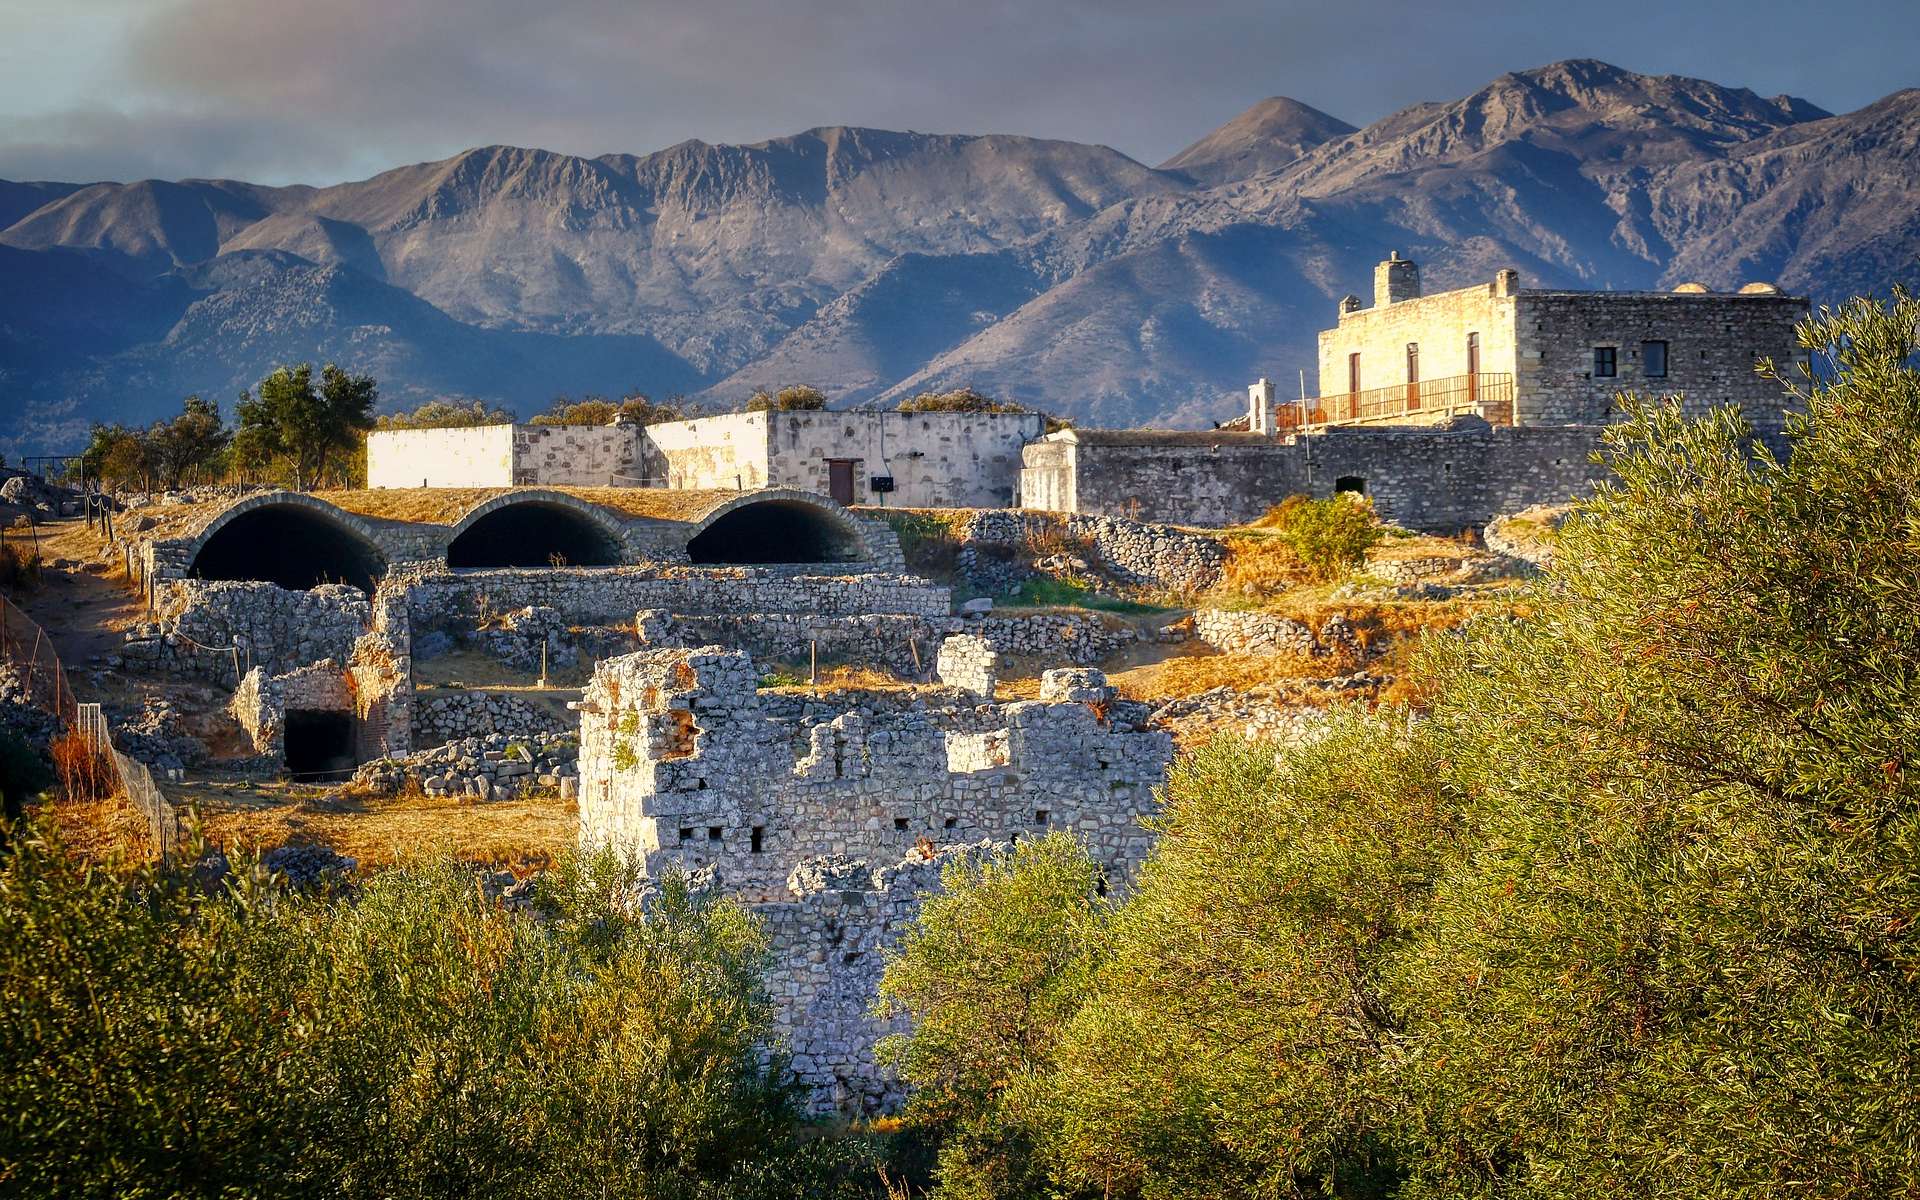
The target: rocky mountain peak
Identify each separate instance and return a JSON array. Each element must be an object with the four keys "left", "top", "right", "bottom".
[{"left": 1161, "top": 97, "right": 1358, "bottom": 184}]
